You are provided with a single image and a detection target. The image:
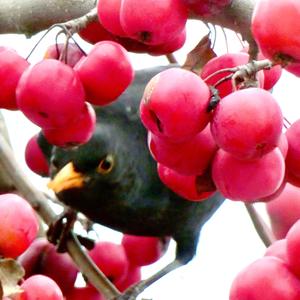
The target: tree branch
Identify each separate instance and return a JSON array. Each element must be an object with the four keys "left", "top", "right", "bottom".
[
  {"left": 0, "top": 133, "right": 120, "bottom": 299},
  {"left": 0, "top": 0, "right": 95, "bottom": 36}
]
